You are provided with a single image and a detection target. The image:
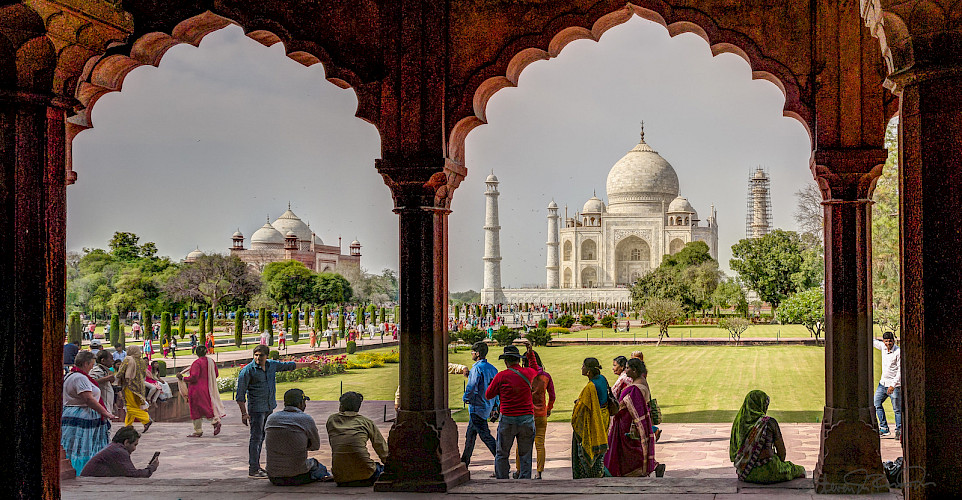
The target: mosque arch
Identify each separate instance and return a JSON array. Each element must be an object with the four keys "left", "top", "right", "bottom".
[
  {"left": 615, "top": 236, "right": 651, "bottom": 286},
  {"left": 669, "top": 238, "right": 686, "bottom": 254},
  {"left": 580, "top": 266, "right": 598, "bottom": 288},
  {"left": 581, "top": 239, "right": 597, "bottom": 260},
  {"left": 563, "top": 240, "right": 572, "bottom": 261}
]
